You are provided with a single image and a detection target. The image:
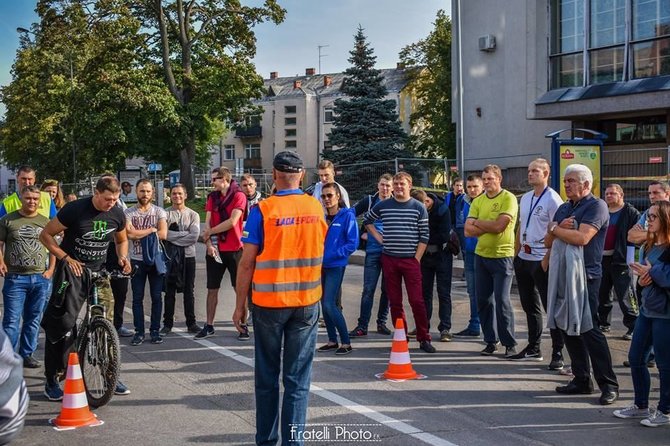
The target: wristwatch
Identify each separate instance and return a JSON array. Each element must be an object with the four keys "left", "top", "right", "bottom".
[{"left": 549, "top": 224, "right": 558, "bottom": 234}]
